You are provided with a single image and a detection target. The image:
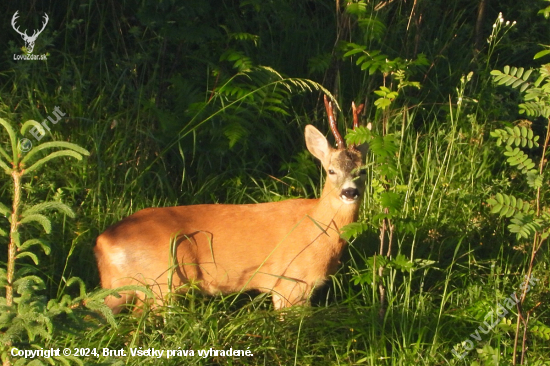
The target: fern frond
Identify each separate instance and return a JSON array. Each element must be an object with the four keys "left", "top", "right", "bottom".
[
  {"left": 357, "top": 18, "right": 386, "bottom": 42},
  {"left": 220, "top": 49, "right": 253, "bottom": 72},
  {"left": 308, "top": 53, "right": 332, "bottom": 75},
  {"left": 222, "top": 121, "right": 248, "bottom": 149}
]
